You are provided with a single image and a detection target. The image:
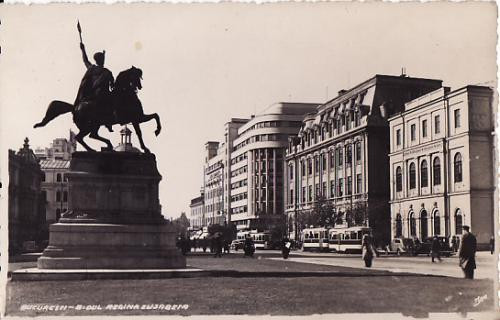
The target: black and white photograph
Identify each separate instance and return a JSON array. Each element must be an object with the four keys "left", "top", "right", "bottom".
[{"left": 0, "top": 2, "right": 498, "bottom": 319}]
